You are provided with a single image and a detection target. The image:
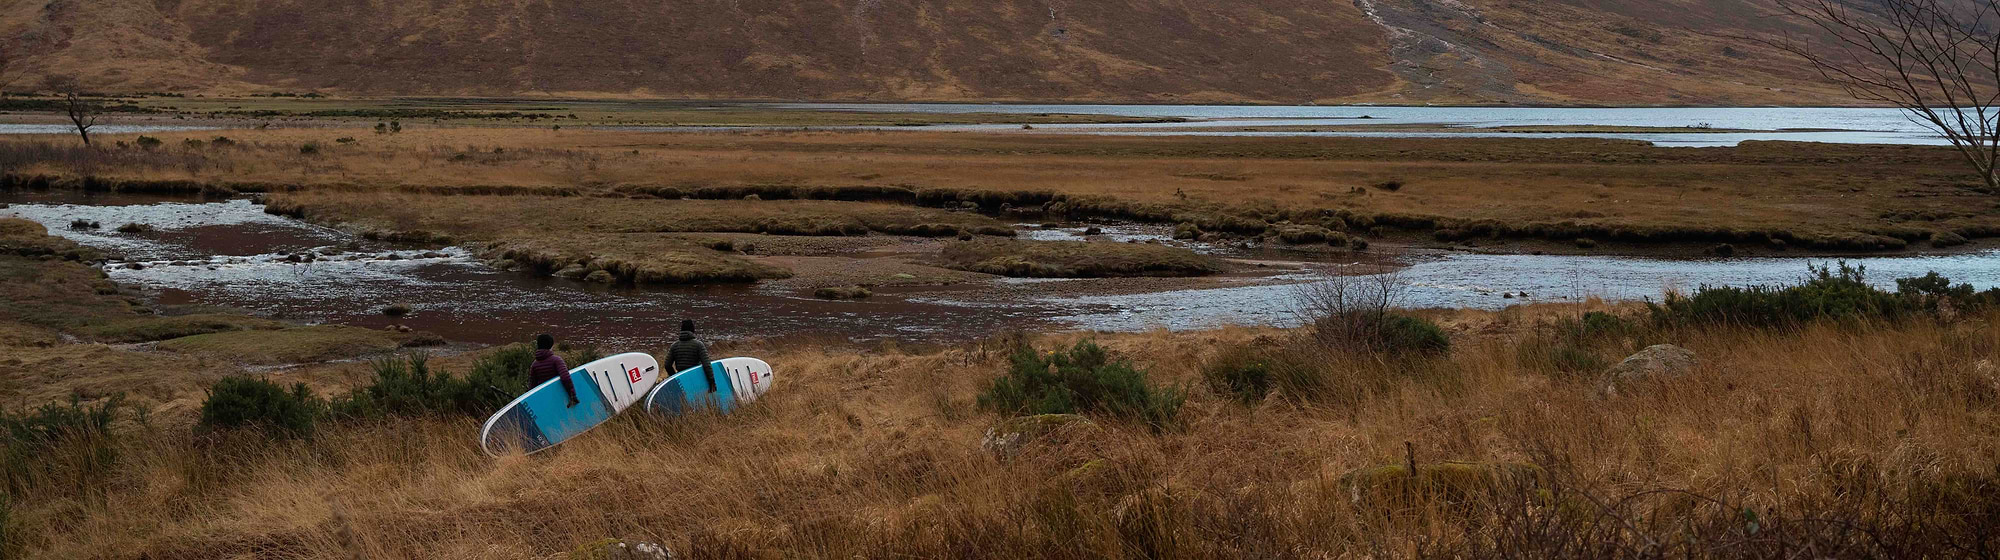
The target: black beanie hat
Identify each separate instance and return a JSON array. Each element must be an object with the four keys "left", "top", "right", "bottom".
[
  {"left": 535, "top": 333, "right": 555, "bottom": 350},
  {"left": 680, "top": 319, "right": 696, "bottom": 332}
]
